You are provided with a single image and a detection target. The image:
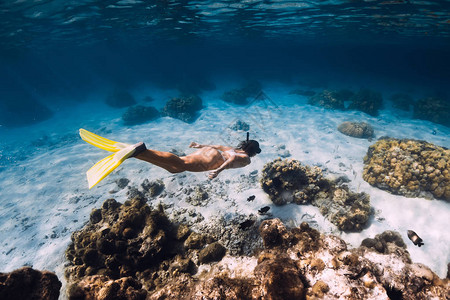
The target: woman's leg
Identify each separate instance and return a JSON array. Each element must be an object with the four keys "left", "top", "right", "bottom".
[{"left": 135, "top": 149, "right": 186, "bottom": 173}]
